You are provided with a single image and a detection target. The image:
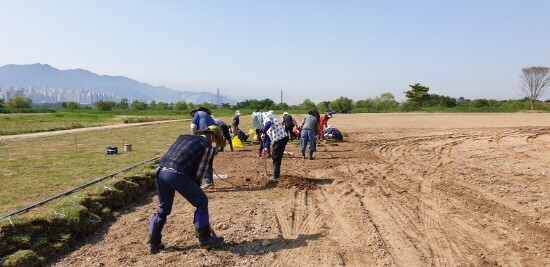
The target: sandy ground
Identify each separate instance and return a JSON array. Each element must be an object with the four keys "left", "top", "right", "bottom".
[{"left": 45, "top": 113, "right": 550, "bottom": 267}]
